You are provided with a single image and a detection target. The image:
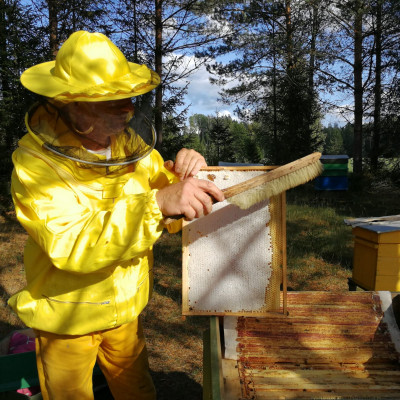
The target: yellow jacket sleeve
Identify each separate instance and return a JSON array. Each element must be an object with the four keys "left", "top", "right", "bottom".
[{"left": 11, "top": 147, "right": 171, "bottom": 274}]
